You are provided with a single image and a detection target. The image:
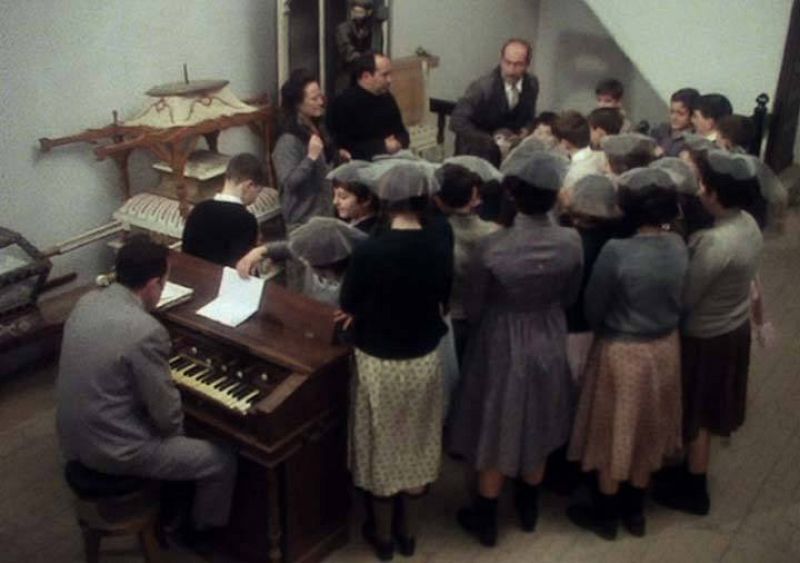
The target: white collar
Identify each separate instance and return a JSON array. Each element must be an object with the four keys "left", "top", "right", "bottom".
[
  {"left": 571, "top": 146, "right": 593, "bottom": 163},
  {"left": 214, "top": 193, "right": 244, "bottom": 205},
  {"left": 504, "top": 79, "right": 522, "bottom": 93}
]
